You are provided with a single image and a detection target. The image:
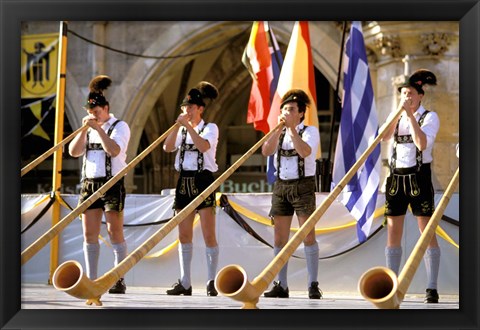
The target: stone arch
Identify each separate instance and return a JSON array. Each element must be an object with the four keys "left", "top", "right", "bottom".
[{"left": 111, "top": 22, "right": 254, "bottom": 191}]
